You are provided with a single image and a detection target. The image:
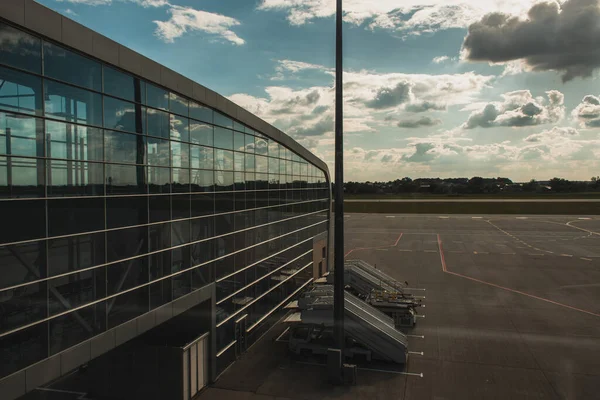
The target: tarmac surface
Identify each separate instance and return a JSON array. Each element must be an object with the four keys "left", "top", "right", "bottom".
[
  {"left": 200, "top": 214, "right": 600, "bottom": 400},
  {"left": 345, "top": 198, "right": 600, "bottom": 202}
]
